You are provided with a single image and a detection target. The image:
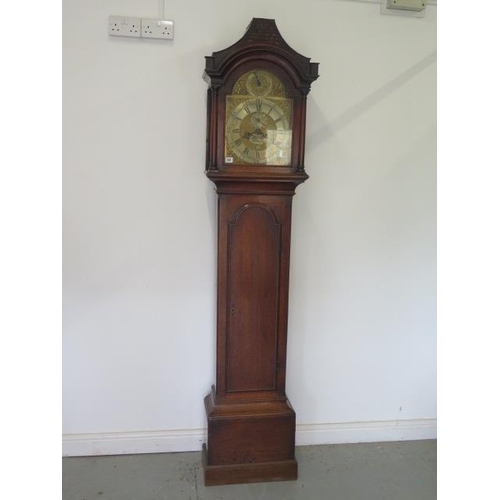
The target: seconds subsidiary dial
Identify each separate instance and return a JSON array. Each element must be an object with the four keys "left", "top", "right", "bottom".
[{"left": 246, "top": 71, "right": 272, "bottom": 97}]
